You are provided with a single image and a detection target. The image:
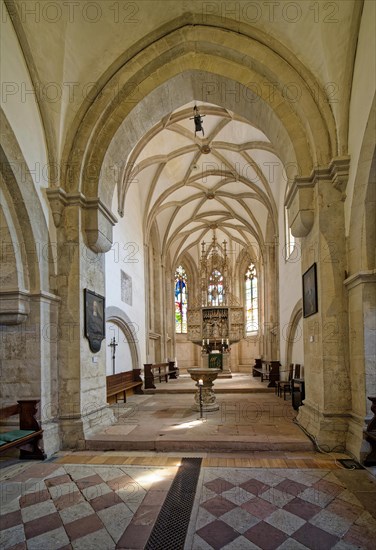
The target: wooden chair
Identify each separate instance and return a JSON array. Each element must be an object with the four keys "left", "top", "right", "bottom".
[
  {"left": 289, "top": 364, "right": 302, "bottom": 400},
  {"left": 291, "top": 366, "right": 305, "bottom": 409},
  {"left": 275, "top": 363, "right": 294, "bottom": 398}
]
